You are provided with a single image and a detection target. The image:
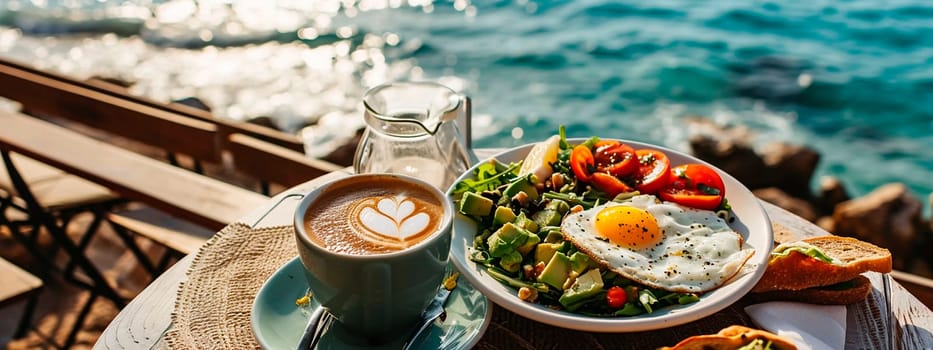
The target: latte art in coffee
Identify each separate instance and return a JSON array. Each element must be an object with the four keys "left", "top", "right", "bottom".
[
  {"left": 351, "top": 195, "right": 434, "bottom": 249},
  {"left": 303, "top": 175, "right": 445, "bottom": 255}
]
